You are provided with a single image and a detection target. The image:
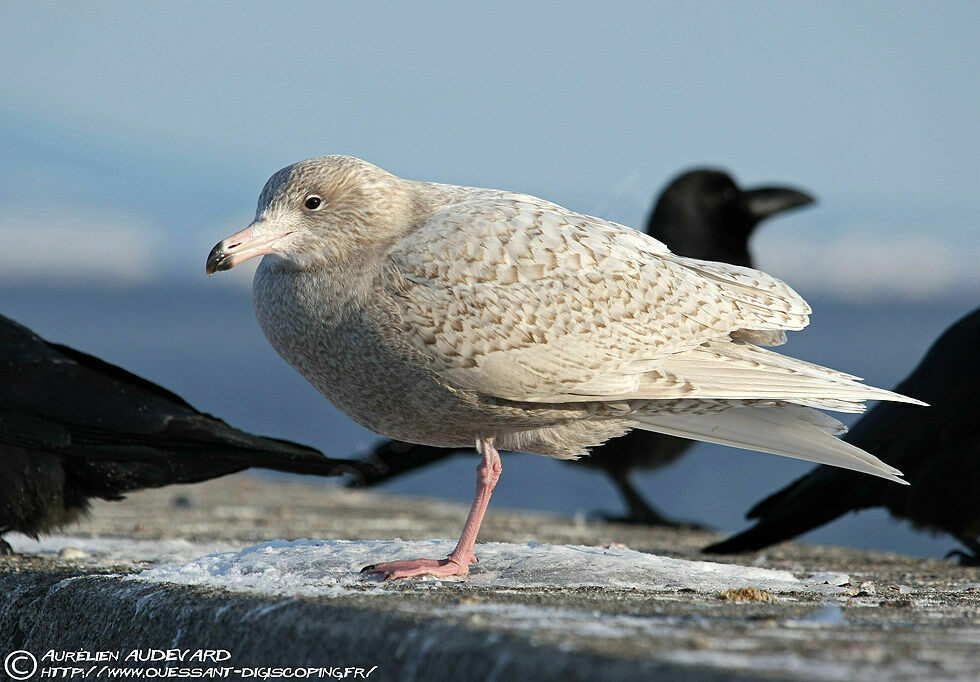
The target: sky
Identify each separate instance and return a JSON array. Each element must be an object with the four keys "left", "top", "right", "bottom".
[
  {"left": 0, "top": 1, "right": 978, "bottom": 298},
  {"left": 0, "top": 3, "right": 977, "bottom": 559}
]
